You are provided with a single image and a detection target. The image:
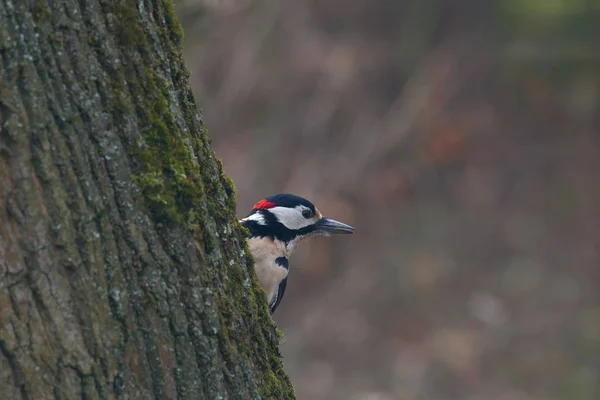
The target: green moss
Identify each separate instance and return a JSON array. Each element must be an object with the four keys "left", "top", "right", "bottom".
[
  {"left": 117, "top": 63, "right": 206, "bottom": 227},
  {"left": 219, "top": 163, "right": 237, "bottom": 209},
  {"left": 158, "top": 0, "right": 185, "bottom": 46},
  {"left": 111, "top": 89, "right": 133, "bottom": 125},
  {"left": 132, "top": 171, "right": 181, "bottom": 223},
  {"left": 108, "top": 0, "right": 146, "bottom": 51},
  {"left": 31, "top": 0, "right": 51, "bottom": 23}
]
